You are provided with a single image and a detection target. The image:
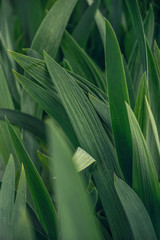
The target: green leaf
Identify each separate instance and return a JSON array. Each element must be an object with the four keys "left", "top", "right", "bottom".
[
  {"left": 126, "top": 103, "right": 160, "bottom": 239},
  {"left": 0, "top": 109, "right": 46, "bottom": 142},
  {"left": 88, "top": 94, "right": 112, "bottom": 141},
  {"left": 72, "top": 147, "right": 96, "bottom": 172},
  {"left": 134, "top": 72, "right": 149, "bottom": 138},
  {"left": 0, "top": 65, "right": 16, "bottom": 165},
  {"left": 44, "top": 52, "right": 133, "bottom": 240},
  {"left": 72, "top": 0, "right": 99, "bottom": 48},
  {"left": 13, "top": 166, "right": 27, "bottom": 236},
  {"left": 154, "top": 41, "right": 160, "bottom": 78},
  {"left": 145, "top": 97, "right": 160, "bottom": 156},
  {"left": 49, "top": 122, "right": 102, "bottom": 240},
  {"left": 13, "top": 70, "right": 79, "bottom": 149},
  {"left": 31, "top": 0, "right": 78, "bottom": 58},
  {"left": 9, "top": 50, "right": 107, "bottom": 102},
  {"left": 61, "top": 31, "right": 106, "bottom": 91},
  {"left": 14, "top": 208, "right": 35, "bottom": 240},
  {"left": 147, "top": 40, "right": 160, "bottom": 171},
  {"left": 86, "top": 0, "right": 105, "bottom": 46},
  {"left": 125, "top": 0, "right": 147, "bottom": 72},
  {"left": 105, "top": 18, "right": 132, "bottom": 184},
  {"left": 9, "top": 50, "right": 54, "bottom": 92},
  {"left": 115, "top": 176, "right": 157, "bottom": 240},
  {"left": 68, "top": 70, "right": 107, "bottom": 102},
  {"left": 6, "top": 119, "right": 58, "bottom": 240},
  {"left": 0, "top": 155, "right": 15, "bottom": 240},
  {"left": 128, "top": 5, "right": 154, "bottom": 95},
  {"left": 123, "top": 56, "right": 135, "bottom": 109}
]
